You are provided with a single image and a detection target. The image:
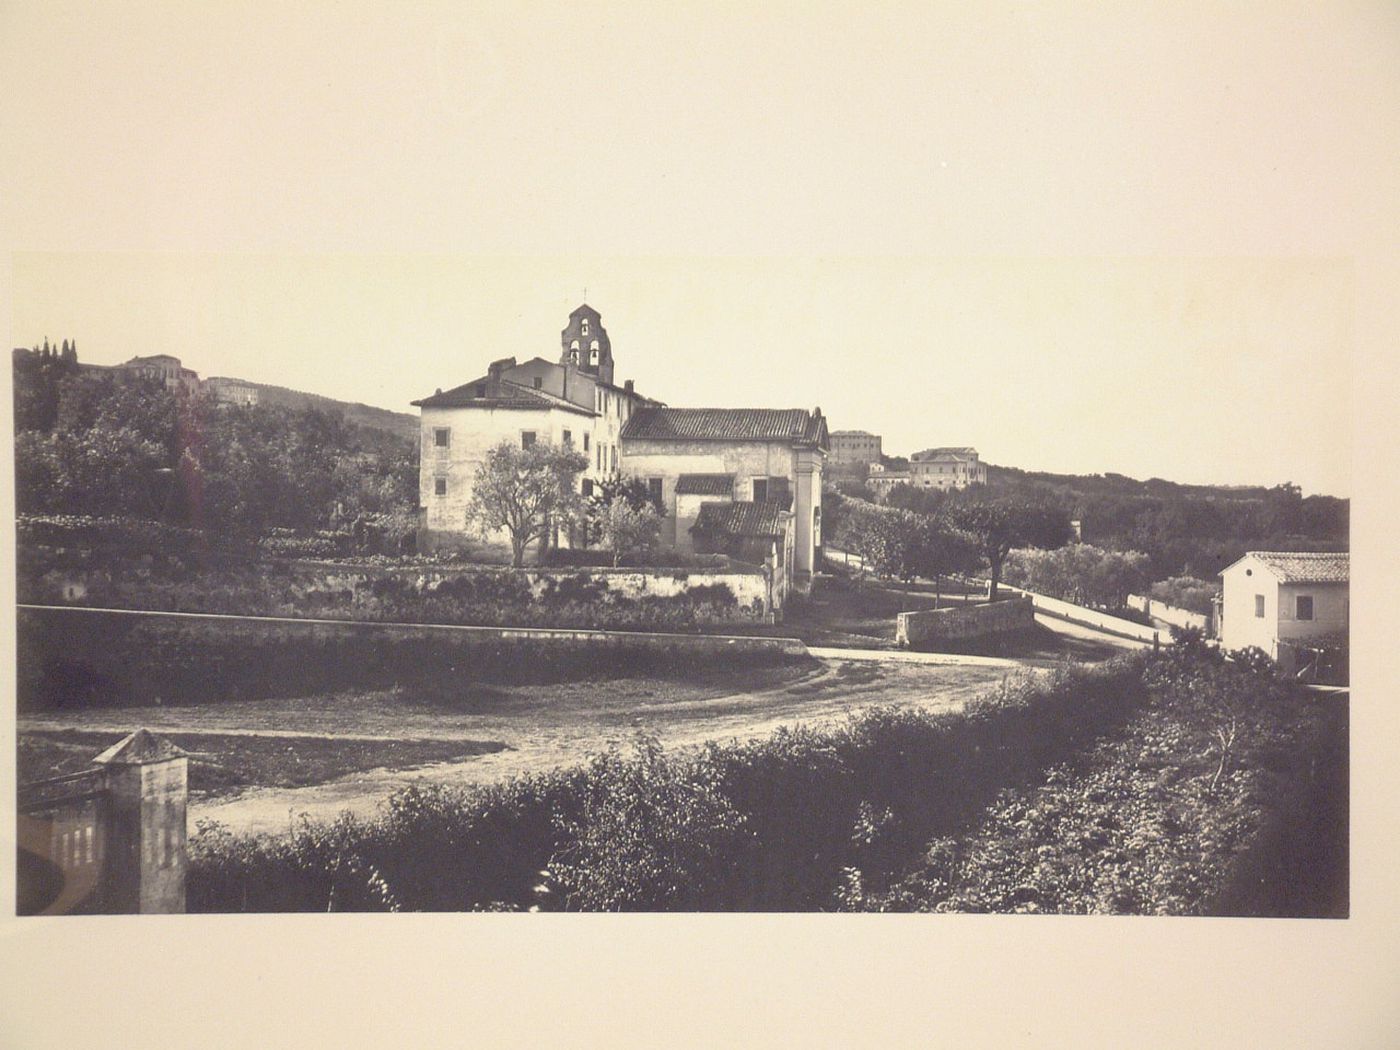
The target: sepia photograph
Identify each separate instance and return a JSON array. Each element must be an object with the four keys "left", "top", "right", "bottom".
[{"left": 2, "top": 2, "right": 1396, "bottom": 1047}]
